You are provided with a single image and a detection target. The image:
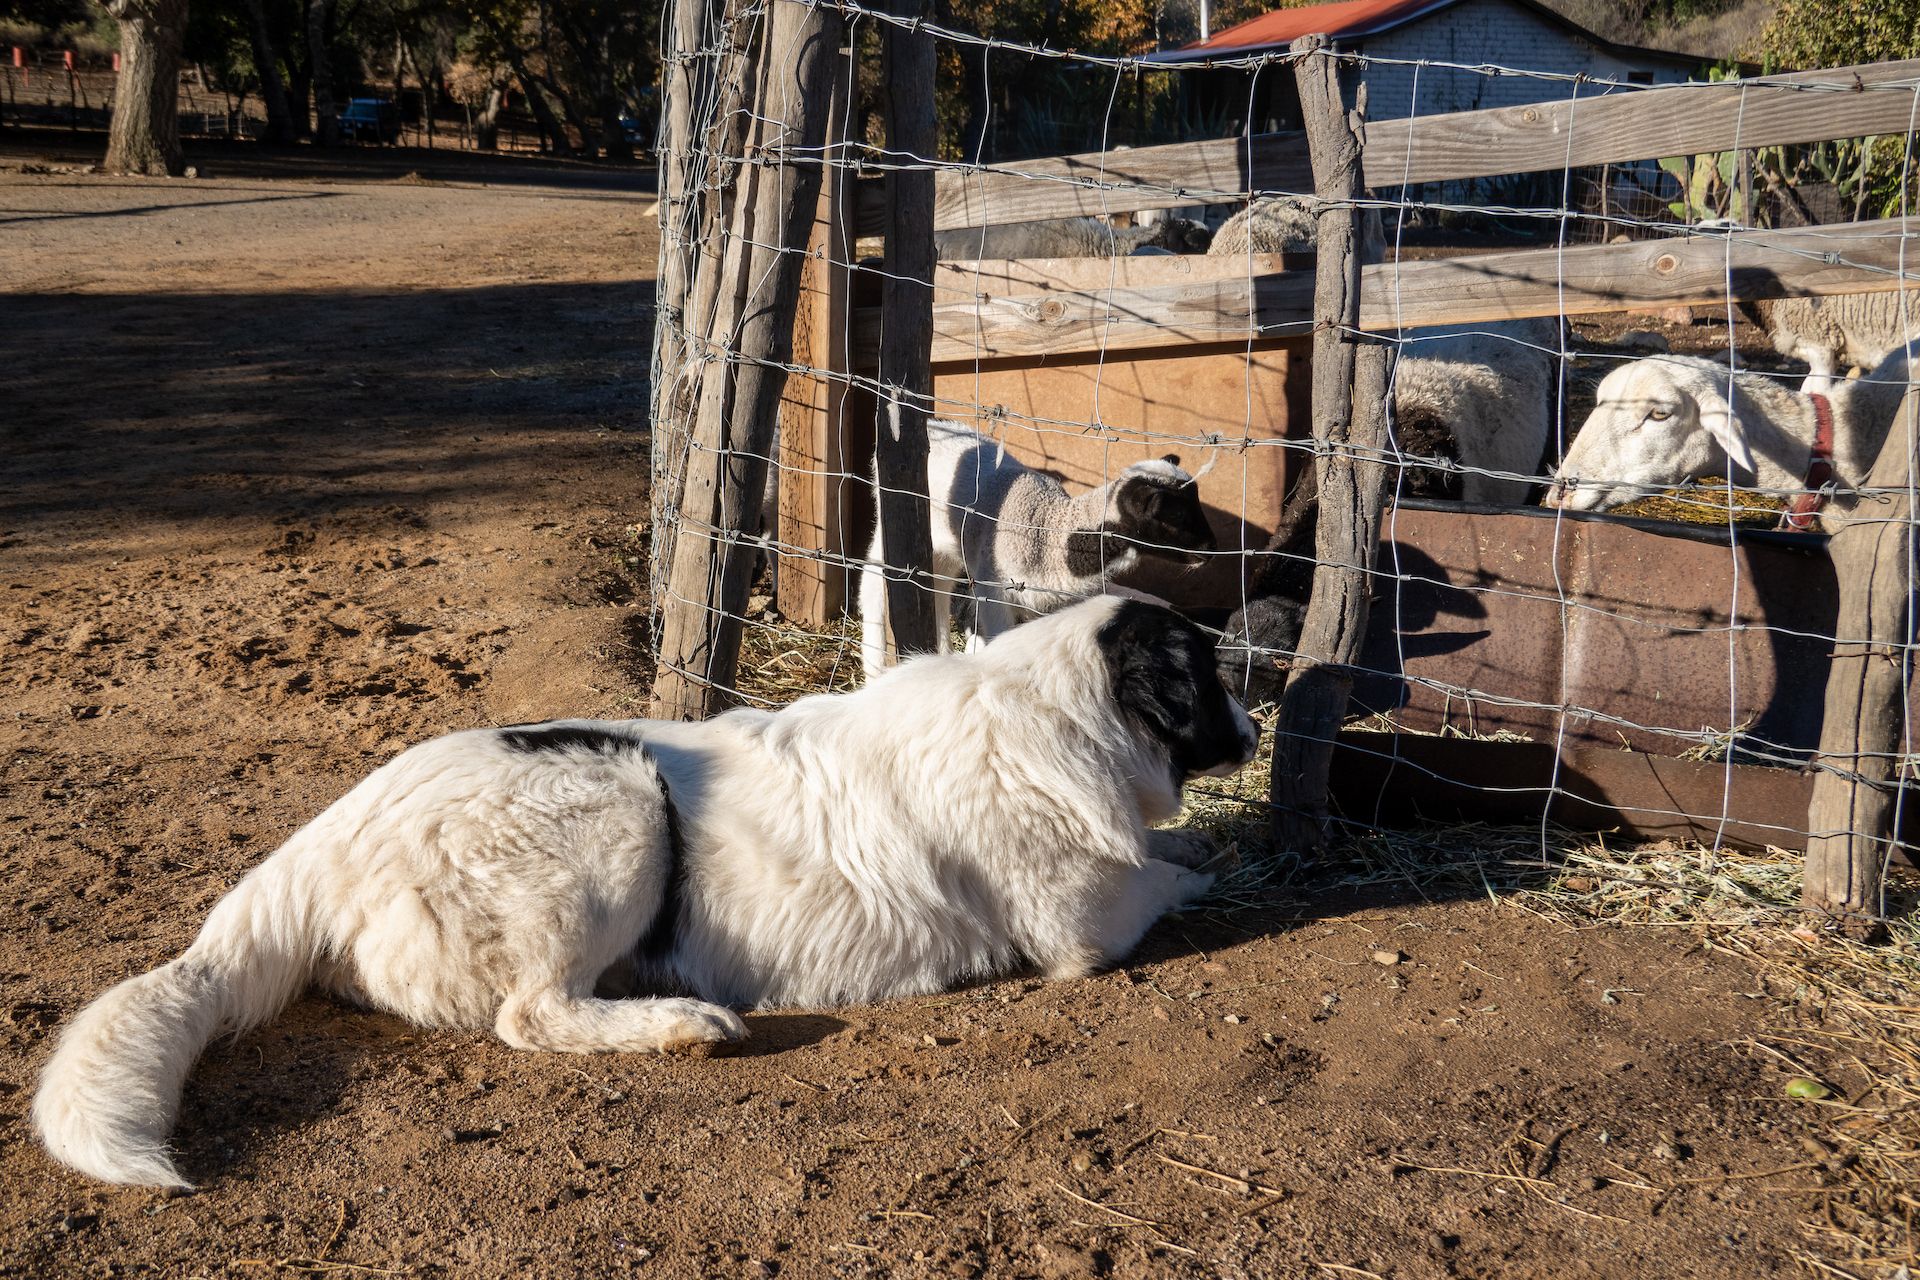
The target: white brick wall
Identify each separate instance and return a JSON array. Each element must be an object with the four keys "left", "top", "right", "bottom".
[{"left": 1353, "top": 0, "right": 1694, "bottom": 123}]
